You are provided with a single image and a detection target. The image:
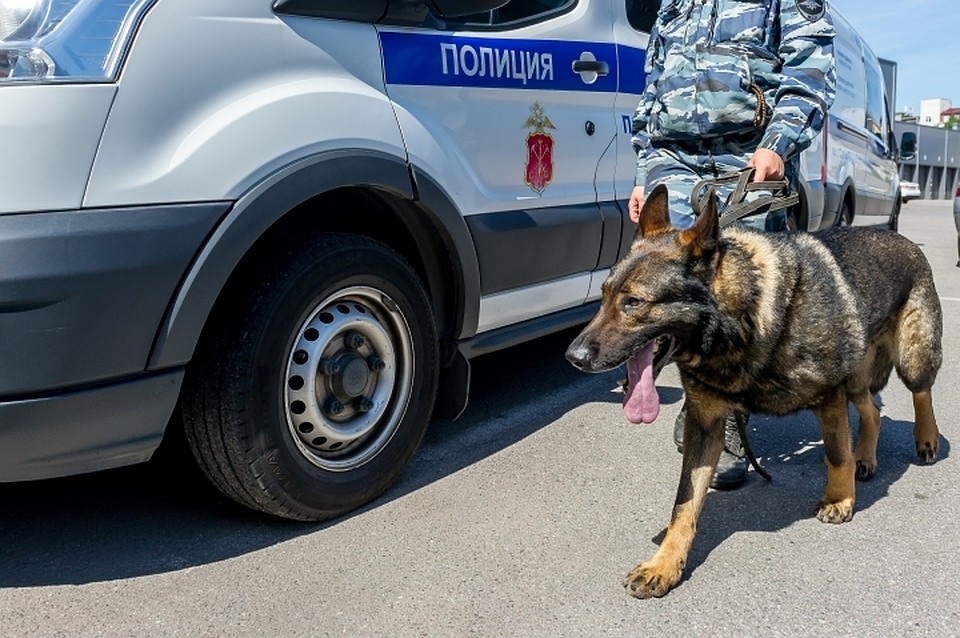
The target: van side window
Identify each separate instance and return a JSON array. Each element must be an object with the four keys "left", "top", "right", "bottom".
[
  {"left": 627, "top": 0, "right": 658, "bottom": 33},
  {"left": 450, "top": 0, "right": 575, "bottom": 29},
  {"left": 864, "top": 58, "right": 886, "bottom": 139},
  {"left": 831, "top": 30, "right": 866, "bottom": 131}
]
